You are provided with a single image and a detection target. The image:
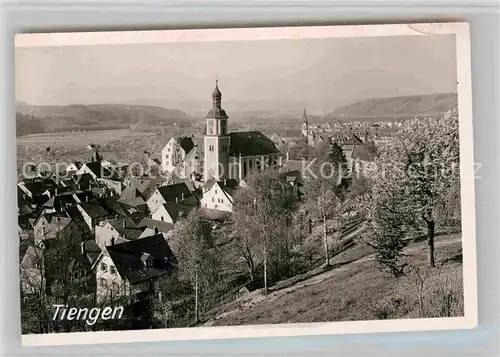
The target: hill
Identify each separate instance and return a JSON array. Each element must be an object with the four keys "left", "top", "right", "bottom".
[
  {"left": 204, "top": 234, "right": 463, "bottom": 326},
  {"left": 327, "top": 93, "right": 458, "bottom": 119},
  {"left": 15, "top": 102, "right": 189, "bottom": 136}
]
